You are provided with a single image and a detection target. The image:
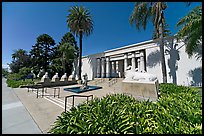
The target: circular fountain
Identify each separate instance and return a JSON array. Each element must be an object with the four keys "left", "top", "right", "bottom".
[{"left": 64, "top": 73, "right": 102, "bottom": 93}]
